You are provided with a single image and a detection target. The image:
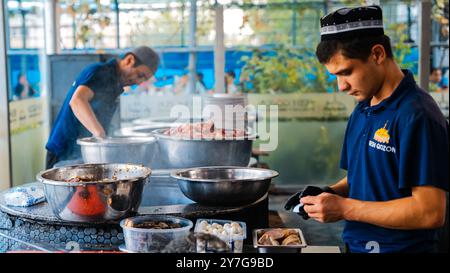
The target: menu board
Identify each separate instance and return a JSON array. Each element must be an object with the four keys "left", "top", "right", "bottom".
[{"left": 9, "top": 97, "right": 46, "bottom": 135}]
